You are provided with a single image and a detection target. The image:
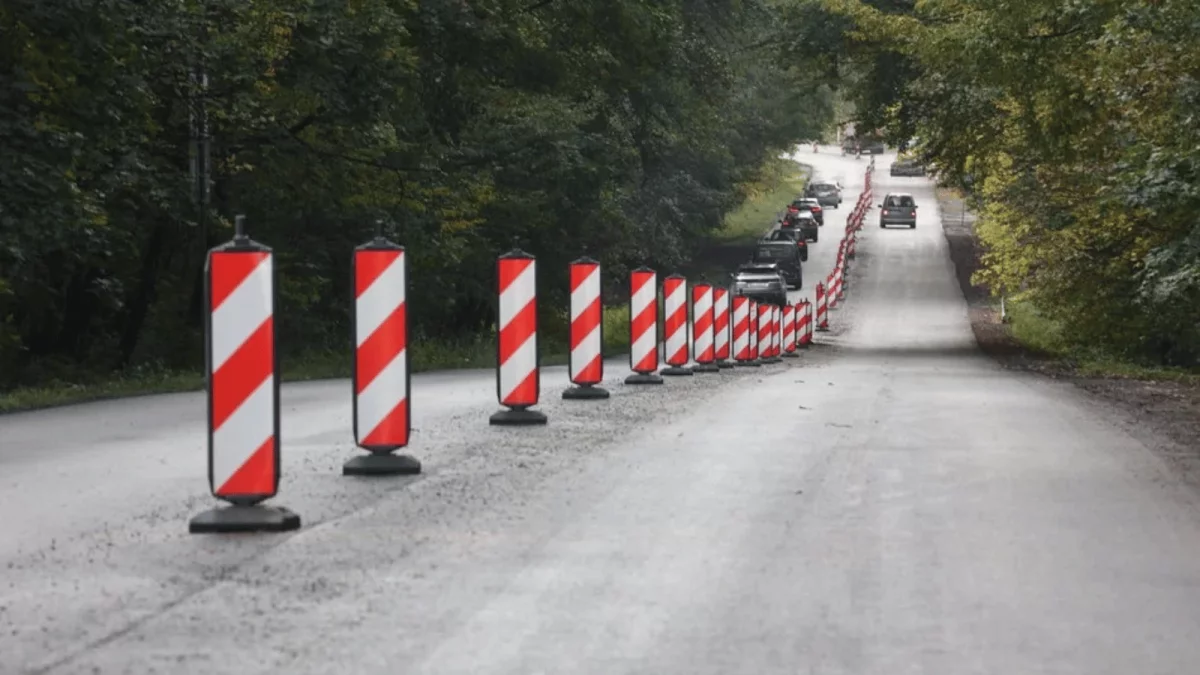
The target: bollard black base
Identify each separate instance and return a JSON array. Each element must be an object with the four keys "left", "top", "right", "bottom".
[
  {"left": 762, "top": 356, "right": 782, "bottom": 364},
  {"left": 782, "top": 351, "right": 800, "bottom": 358},
  {"left": 490, "top": 407, "right": 548, "bottom": 426},
  {"left": 343, "top": 453, "right": 422, "bottom": 476},
  {"left": 736, "top": 360, "right": 762, "bottom": 367},
  {"left": 563, "top": 385, "right": 610, "bottom": 400},
  {"left": 660, "top": 366, "right": 694, "bottom": 376},
  {"left": 716, "top": 361, "right": 735, "bottom": 369},
  {"left": 189, "top": 504, "right": 301, "bottom": 534},
  {"left": 692, "top": 363, "right": 721, "bottom": 373},
  {"left": 816, "top": 327, "right": 829, "bottom": 332},
  {"left": 625, "top": 372, "right": 665, "bottom": 385}
]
